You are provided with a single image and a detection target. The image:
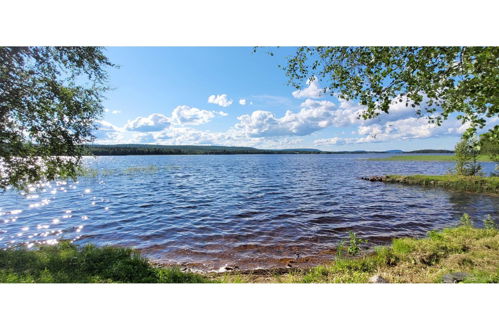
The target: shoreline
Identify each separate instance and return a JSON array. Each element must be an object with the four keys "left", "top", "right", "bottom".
[
  {"left": 361, "top": 175, "right": 499, "bottom": 195},
  {"left": 1, "top": 222, "right": 497, "bottom": 283}
]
